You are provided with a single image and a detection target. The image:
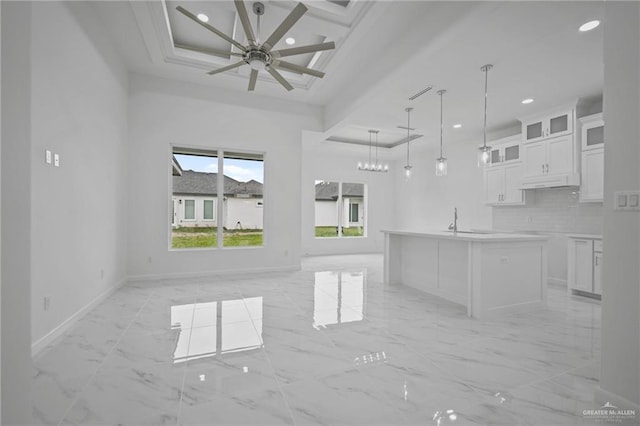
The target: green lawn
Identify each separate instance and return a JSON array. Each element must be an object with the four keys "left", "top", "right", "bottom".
[
  {"left": 172, "top": 227, "right": 263, "bottom": 248},
  {"left": 315, "top": 226, "right": 364, "bottom": 237}
]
